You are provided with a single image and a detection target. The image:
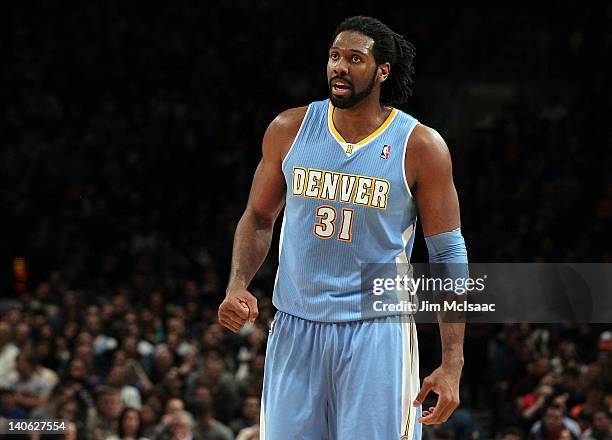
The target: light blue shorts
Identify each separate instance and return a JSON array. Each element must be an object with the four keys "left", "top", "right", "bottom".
[{"left": 260, "top": 311, "right": 422, "bottom": 439}]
